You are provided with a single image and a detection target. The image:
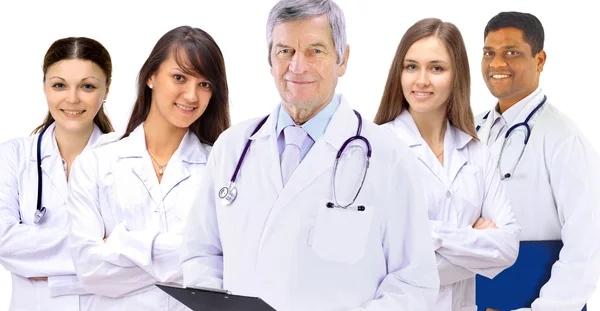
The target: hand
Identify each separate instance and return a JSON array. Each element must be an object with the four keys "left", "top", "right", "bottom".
[
  {"left": 486, "top": 308, "right": 501, "bottom": 311},
  {"left": 473, "top": 217, "right": 498, "bottom": 229},
  {"left": 28, "top": 277, "right": 48, "bottom": 281}
]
